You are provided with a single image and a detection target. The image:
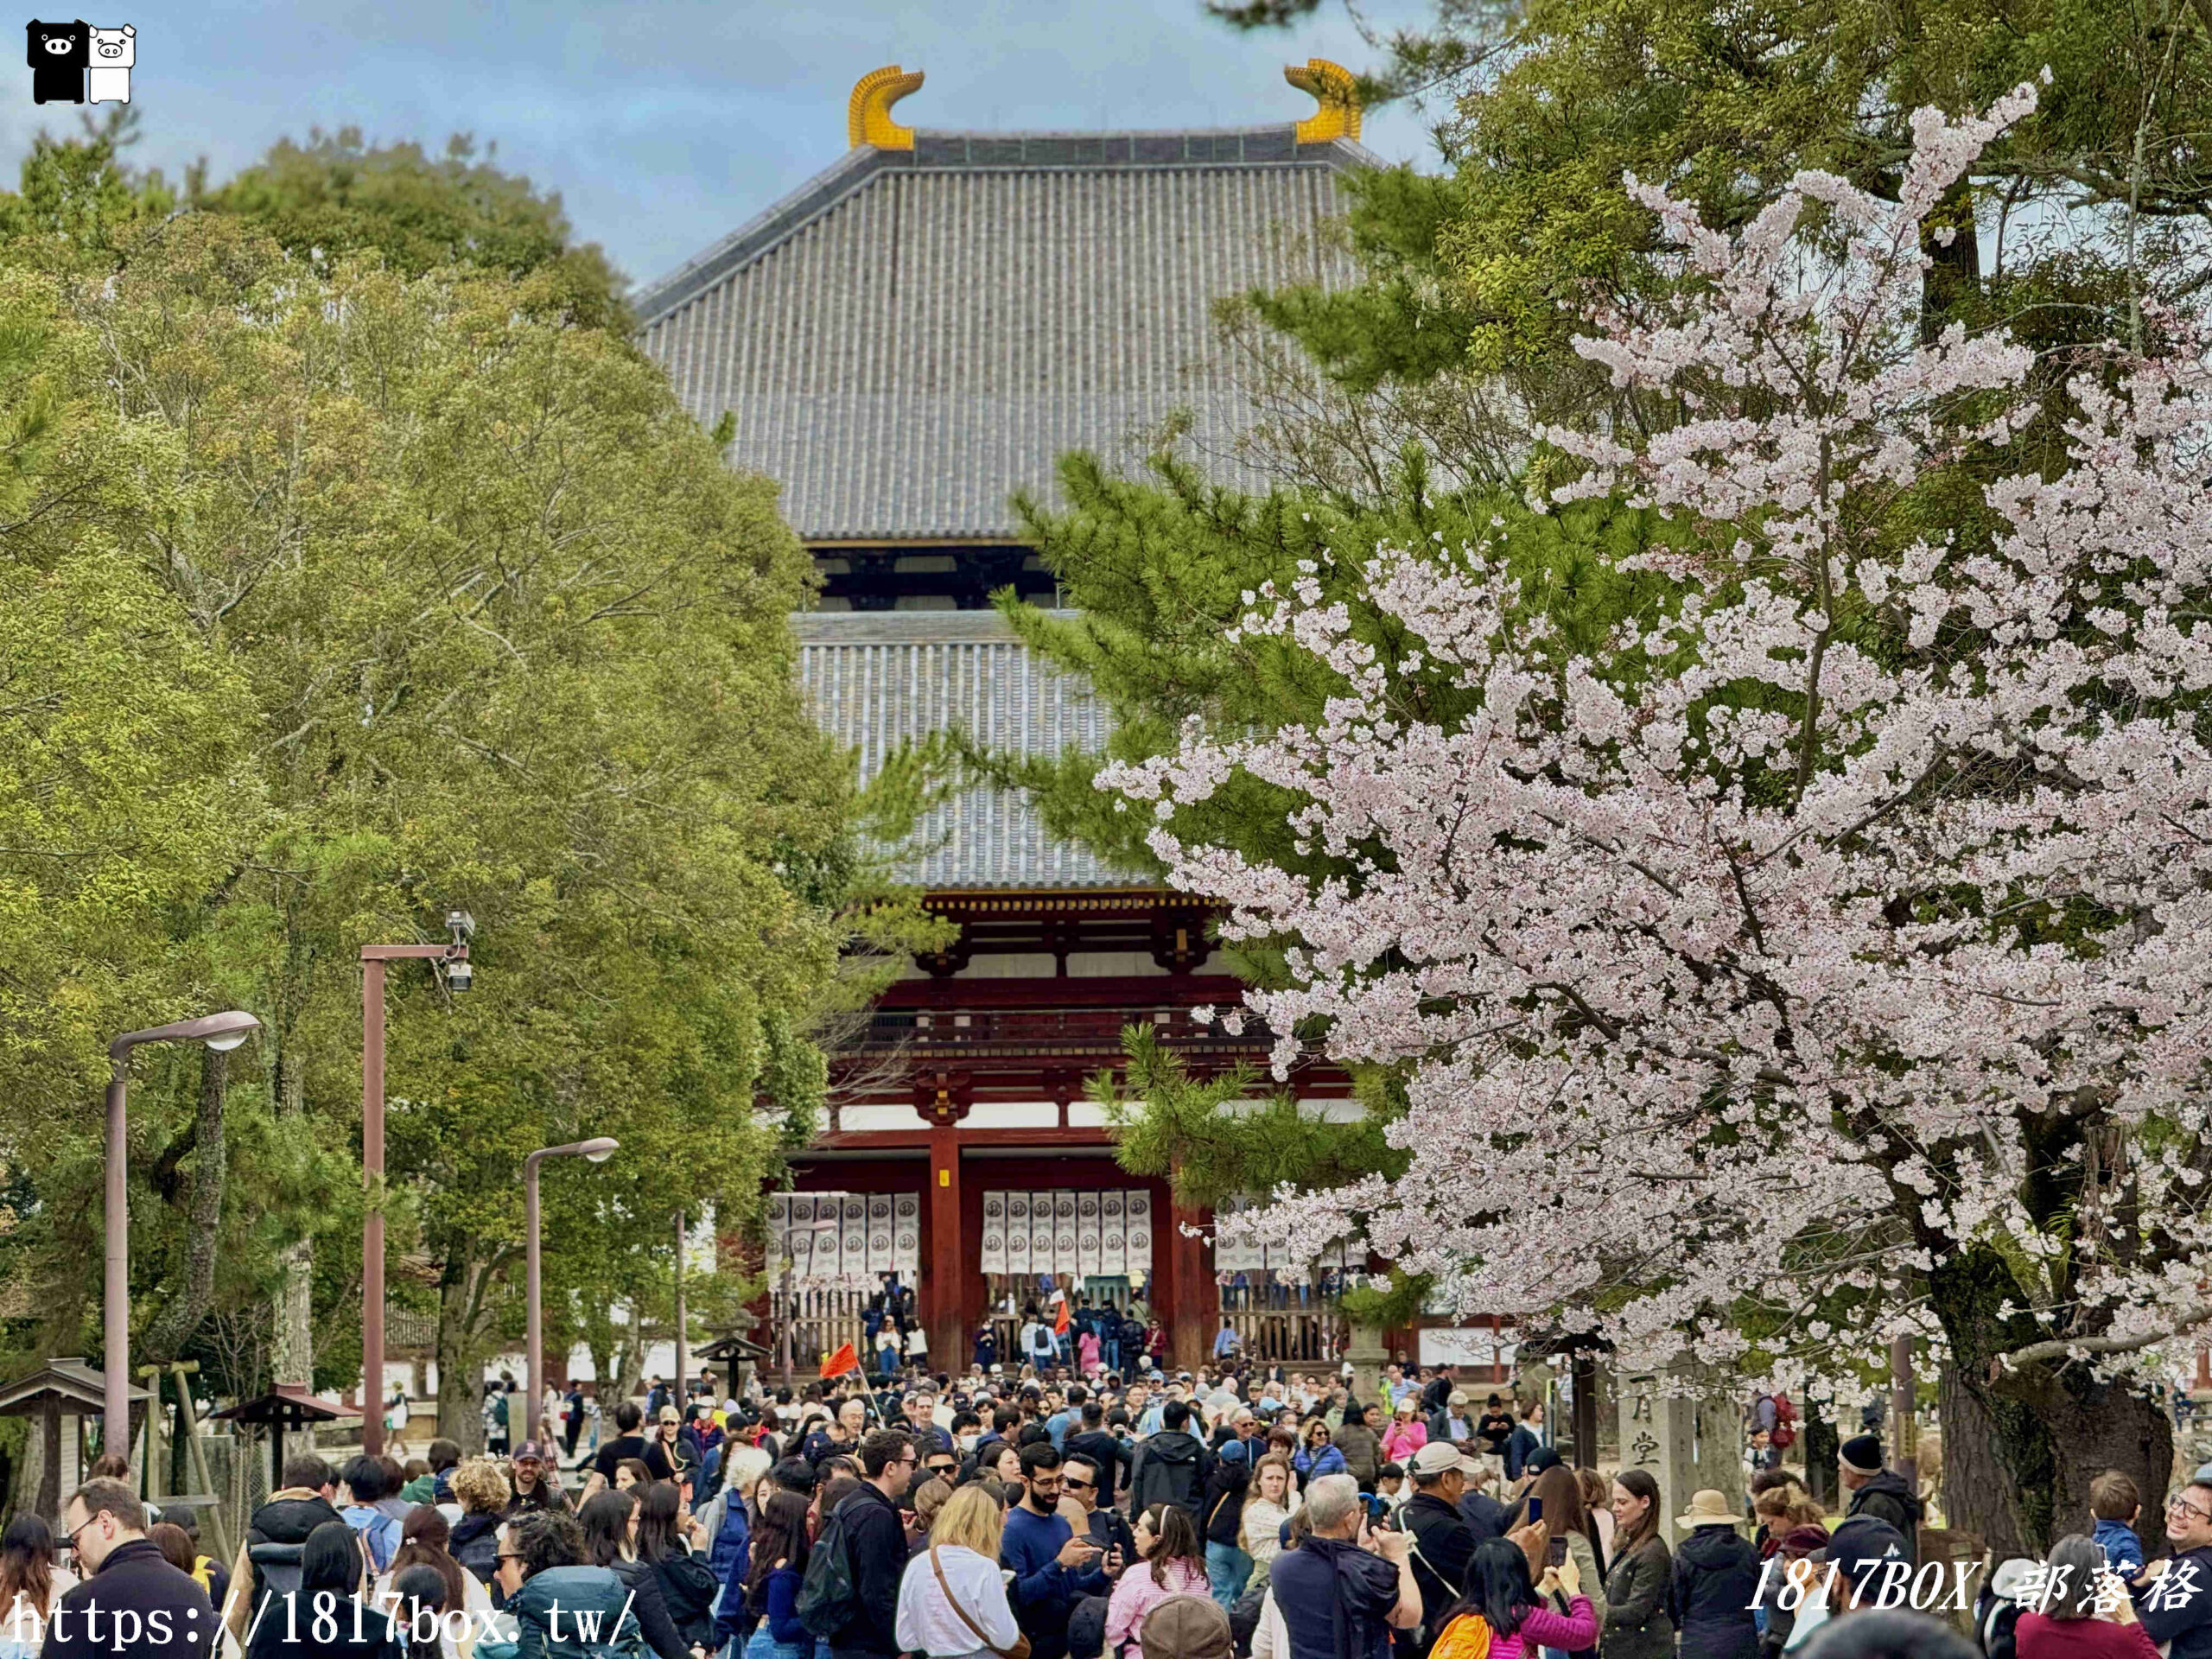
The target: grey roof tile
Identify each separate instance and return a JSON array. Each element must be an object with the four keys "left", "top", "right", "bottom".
[
  {"left": 636, "top": 125, "right": 1366, "bottom": 542},
  {"left": 794, "top": 612, "right": 1129, "bottom": 889}
]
